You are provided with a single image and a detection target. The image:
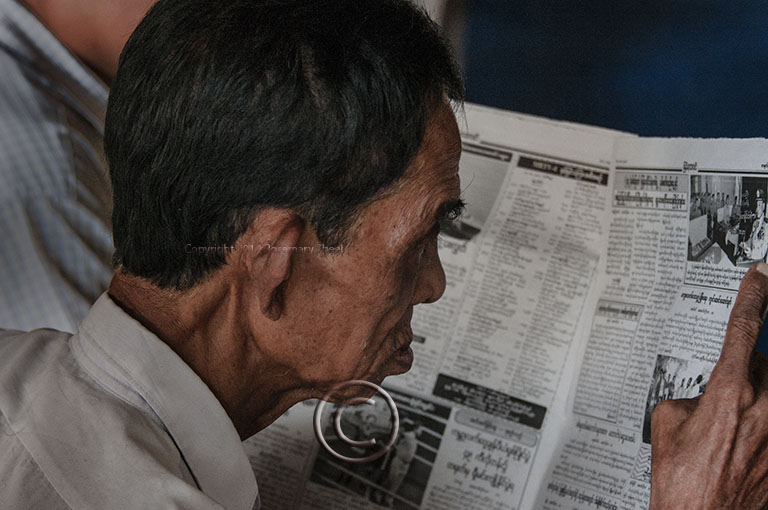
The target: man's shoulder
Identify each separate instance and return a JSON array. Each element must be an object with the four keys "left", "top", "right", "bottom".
[{"left": 0, "top": 328, "right": 224, "bottom": 509}]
